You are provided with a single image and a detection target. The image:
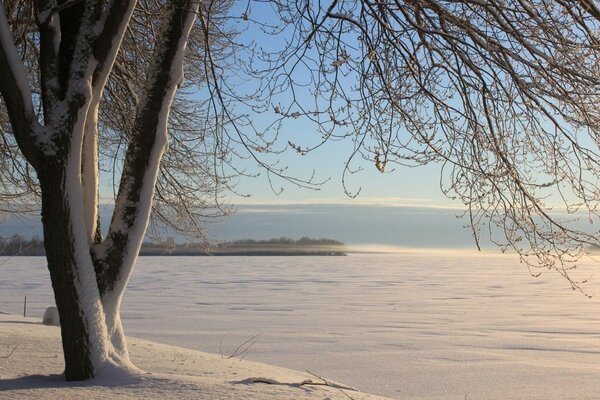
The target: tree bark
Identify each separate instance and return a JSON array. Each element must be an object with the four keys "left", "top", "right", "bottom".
[
  {"left": 39, "top": 163, "right": 98, "bottom": 380},
  {"left": 94, "top": 0, "right": 199, "bottom": 364},
  {"left": 2, "top": 0, "right": 198, "bottom": 381}
]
